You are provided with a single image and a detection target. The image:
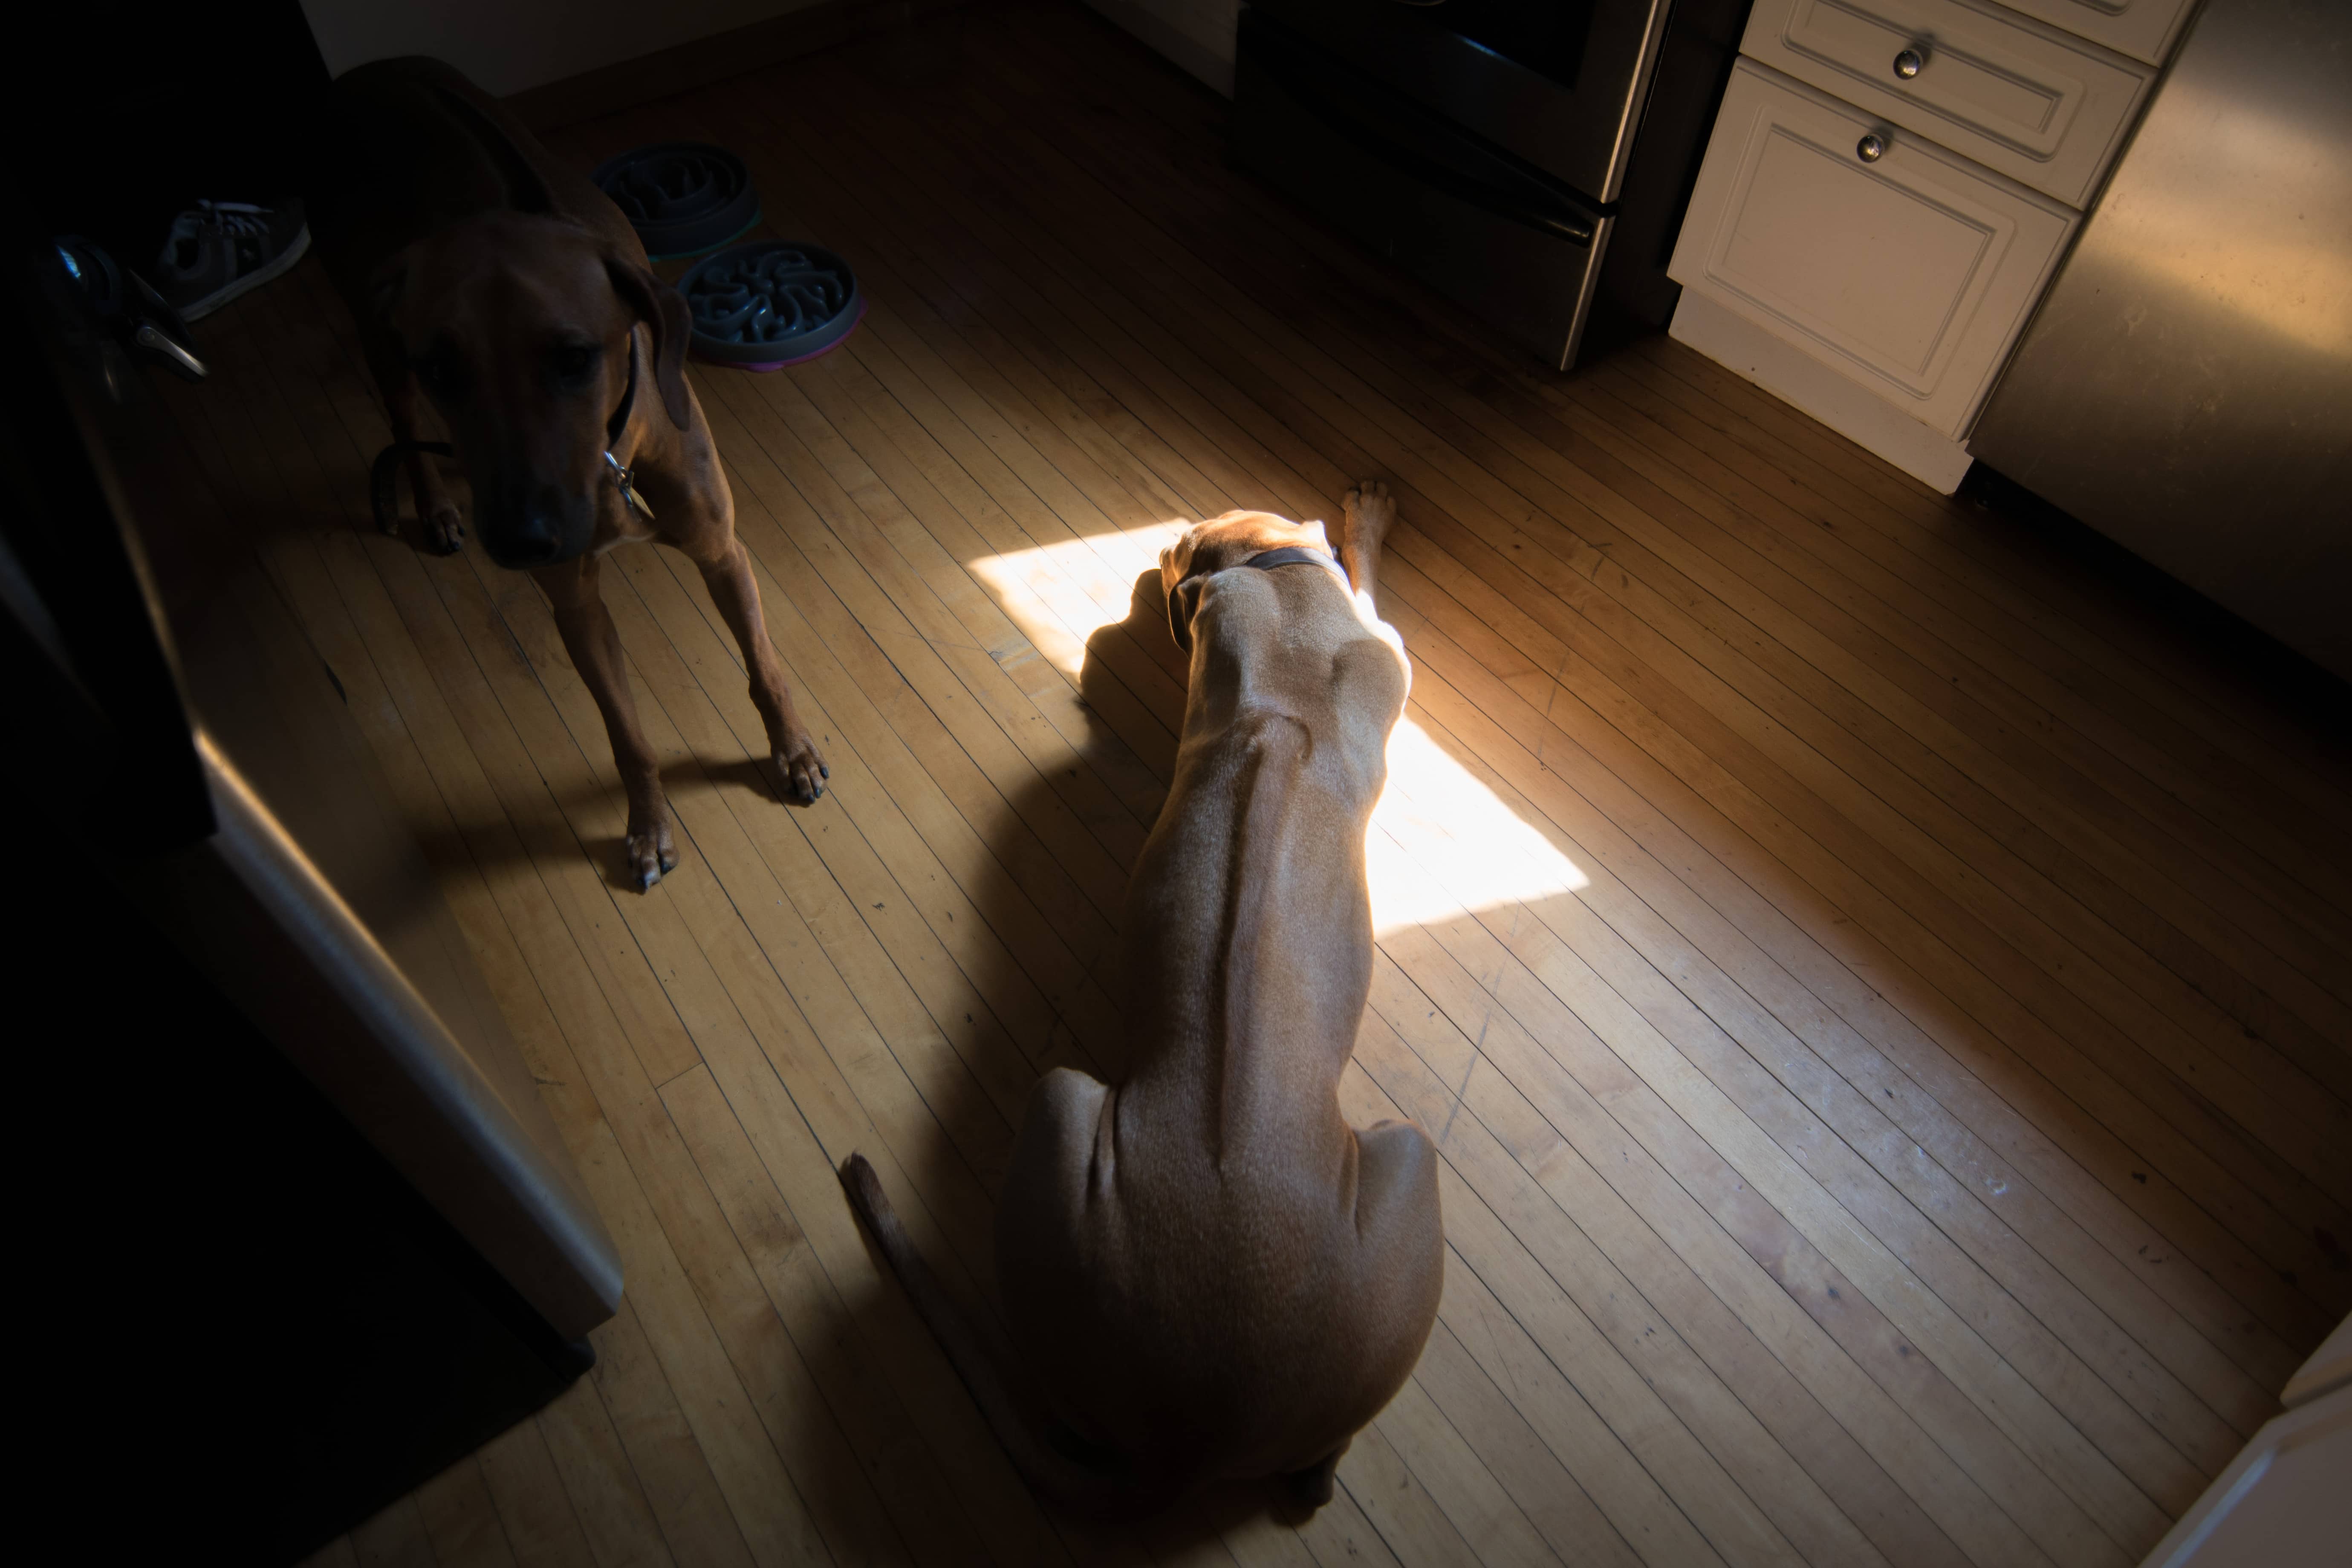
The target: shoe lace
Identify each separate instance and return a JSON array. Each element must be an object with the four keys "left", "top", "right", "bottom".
[{"left": 195, "top": 200, "right": 276, "bottom": 238}]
